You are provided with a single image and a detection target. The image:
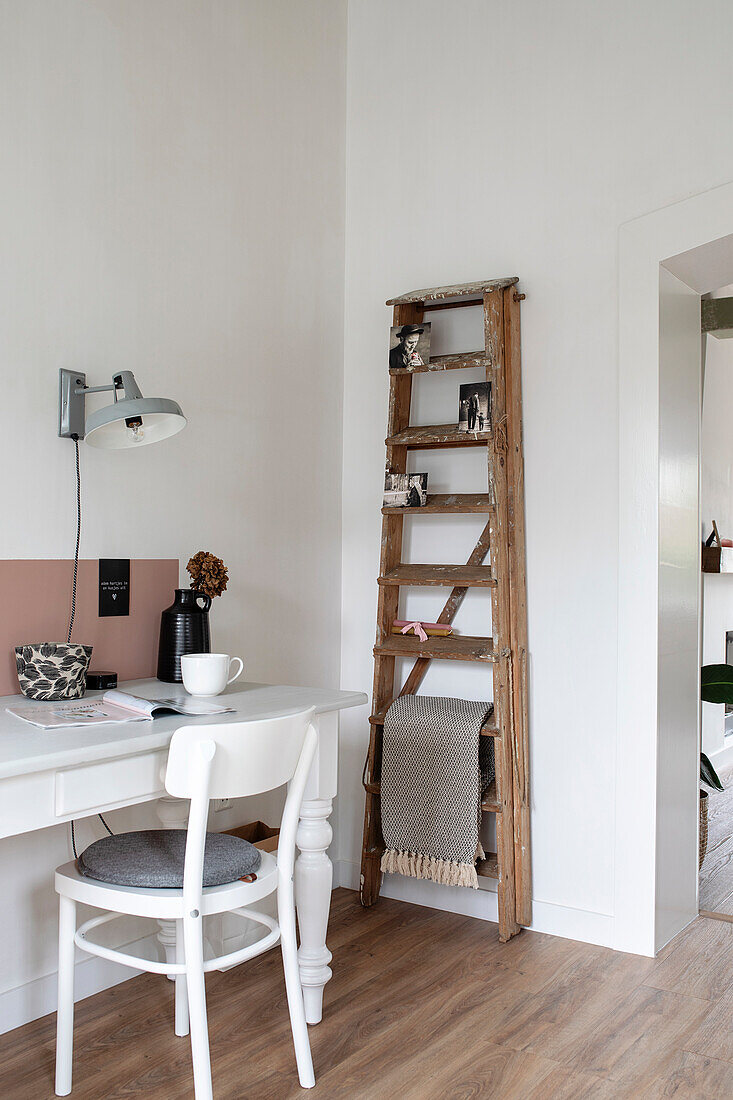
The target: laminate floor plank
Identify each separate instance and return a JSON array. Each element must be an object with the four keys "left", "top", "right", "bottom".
[
  {"left": 334, "top": 982, "right": 619, "bottom": 1100},
  {"left": 562, "top": 984, "right": 711, "bottom": 1091},
  {"left": 683, "top": 985, "right": 733, "bottom": 1063},
  {"left": 488, "top": 940, "right": 656, "bottom": 1063},
  {"left": 398, "top": 1041, "right": 619, "bottom": 1100},
  {"left": 643, "top": 1050, "right": 733, "bottom": 1098},
  {"left": 308, "top": 961, "right": 558, "bottom": 1100},
  {"left": 644, "top": 913, "right": 733, "bottom": 1000},
  {"left": 0, "top": 892, "right": 729, "bottom": 1100}
]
